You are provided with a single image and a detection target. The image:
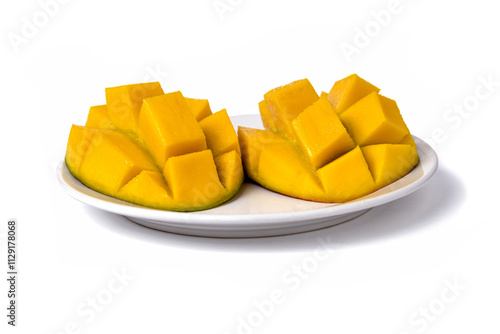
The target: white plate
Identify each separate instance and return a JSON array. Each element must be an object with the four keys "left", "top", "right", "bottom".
[{"left": 57, "top": 115, "right": 438, "bottom": 238}]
